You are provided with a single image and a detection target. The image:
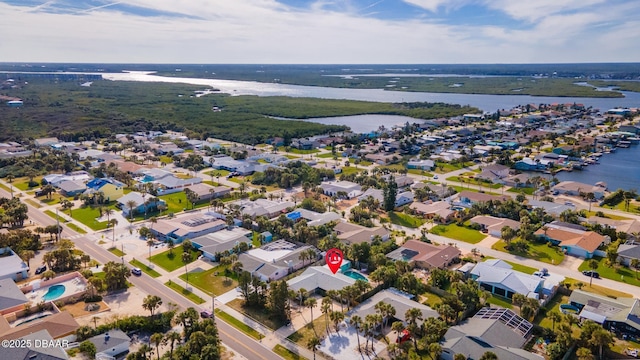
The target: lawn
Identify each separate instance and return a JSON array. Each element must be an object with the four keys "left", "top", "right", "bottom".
[
  {"left": 602, "top": 201, "right": 640, "bottom": 215},
  {"left": 44, "top": 210, "right": 68, "bottom": 223},
  {"left": 578, "top": 256, "right": 640, "bottom": 288},
  {"left": 14, "top": 176, "right": 43, "bottom": 191},
  {"left": 273, "top": 345, "right": 308, "bottom": 360},
  {"left": 421, "top": 289, "right": 447, "bottom": 308},
  {"left": 159, "top": 155, "right": 173, "bottom": 164},
  {"left": 430, "top": 223, "right": 486, "bottom": 244},
  {"left": 38, "top": 192, "right": 73, "bottom": 205},
  {"left": 178, "top": 264, "right": 238, "bottom": 296},
  {"left": 486, "top": 294, "right": 513, "bottom": 309},
  {"left": 503, "top": 260, "right": 537, "bottom": 274},
  {"left": 492, "top": 240, "right": 565, "bottom": 265},
  {"left": 157, "top": 192, "right": 195, "bottom": 214},
  {"left": 507, "top": 187, "right": 535, "bottom": 195},
  {"left": 449, "top": 185, "right": 502, "bottom": 195},
  {"left": 407, "top": 169, "right": 434, "bottom": 177},
  {"left": 215, "top": 309, "right": 264, "bottom": 340},
  {"left": 24, "top": 199, "right": 42, "bottom": 208},
  {"left": 316, "top": 152, "right": 338, "bottom": 159},
  {"left": 447, "top": 176, "right": 502, "bottom": 189},
  {"left": 388, "top": 211, "right": 425, "bottom": 228},
  {"left": 533, "top": 294, "right": 580, "bottom": 335},
  {"left": 227, "top": 298, "right": 286, "bottom": 330},
  {"left": 205, "top": 169, "right": 231, "bottom": 178},
  {"left": 287, "top": 314, "right": 330, "bottom": 347},
  {"left": 279, "top": 147, "right": 319, "bottom": 154},
  {"left": 340, "top": 166, "right": 364, "bottom": 176},
  {"left": 108, "top": 247, "right": 125, "bottom": 257},
  {"left": 434, "top": 161, "right": 474, "bottom": 174},
  {"left": 165, "top": 281, "right": 206, "bottom": 304},
  {"left": 564, "top": 277, "right": 632, "bottom": 298},
  {"left": 149, "top": 247, "right": 200, "bottom": 272},
  {"left": 70, "top": 206, "right": 110, "bottom": 231},
  {"left": 583, "top": 211, "right": 630, "bottom": 221},
  {"left": 129, "top": 259, "right": 161, "bottom": 278}
]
